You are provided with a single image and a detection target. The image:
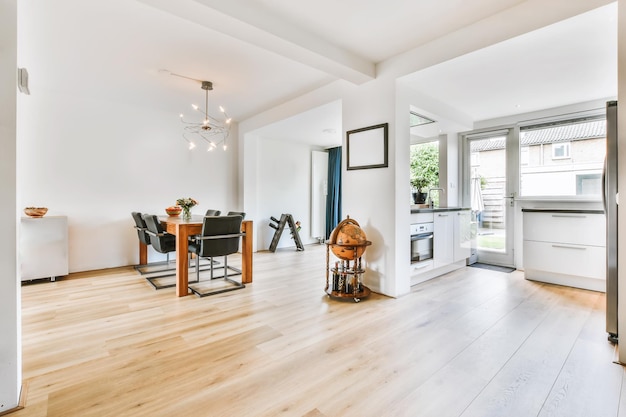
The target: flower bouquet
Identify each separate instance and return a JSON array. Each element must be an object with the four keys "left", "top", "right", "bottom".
[{"left": 176, "top": 197, "right": 198, "bottom": 221}]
